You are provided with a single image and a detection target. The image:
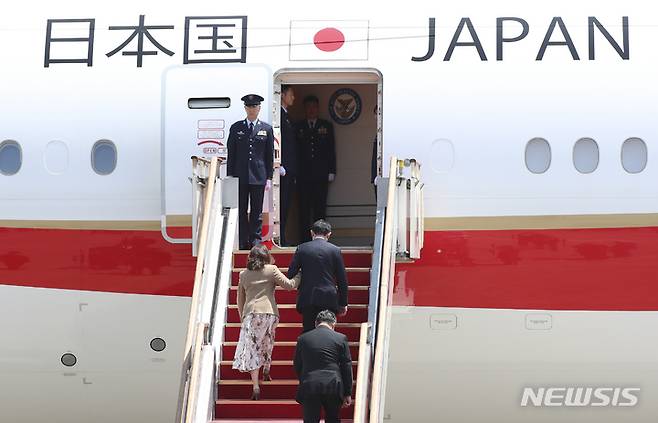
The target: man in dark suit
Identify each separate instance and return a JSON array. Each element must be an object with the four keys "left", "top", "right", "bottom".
[
  {"left": 279, "top": 85, "right": 297, "bottom": 246},
  {"left": 288, "top": 220, "right": 348, "bottom": 333},
  {"left": 296, "top": 95, "right": 337, "bottom": 243},
  {"left": 227, "top": 94, "right": 274, "bottom": 250},
  {"left": 294, "top": 310, "right": 353, "bottom": 423}
]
